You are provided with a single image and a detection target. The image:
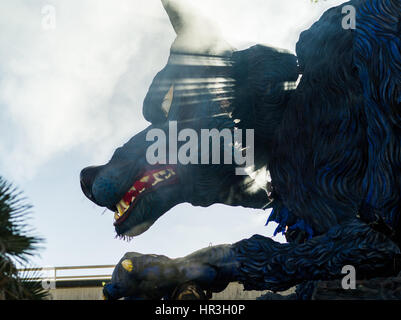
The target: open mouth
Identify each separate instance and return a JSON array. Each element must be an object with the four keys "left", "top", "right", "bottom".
[{"left": 113, "top": 166, "right": 178, "bottom": 226}]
